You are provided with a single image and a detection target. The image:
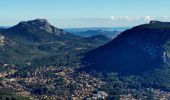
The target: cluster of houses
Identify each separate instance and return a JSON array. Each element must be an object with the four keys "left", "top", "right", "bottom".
[{"left": 0, "top": 66, "right": 108, "bottom": 100}]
